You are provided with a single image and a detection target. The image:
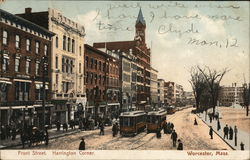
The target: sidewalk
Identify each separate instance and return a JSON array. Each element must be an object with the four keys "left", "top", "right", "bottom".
[
  {"left": 0, "top": 126, "right": 83, "bottom": 149},
  {"left": 197, "top": 111, "right": 250, "bottom": 150}
]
